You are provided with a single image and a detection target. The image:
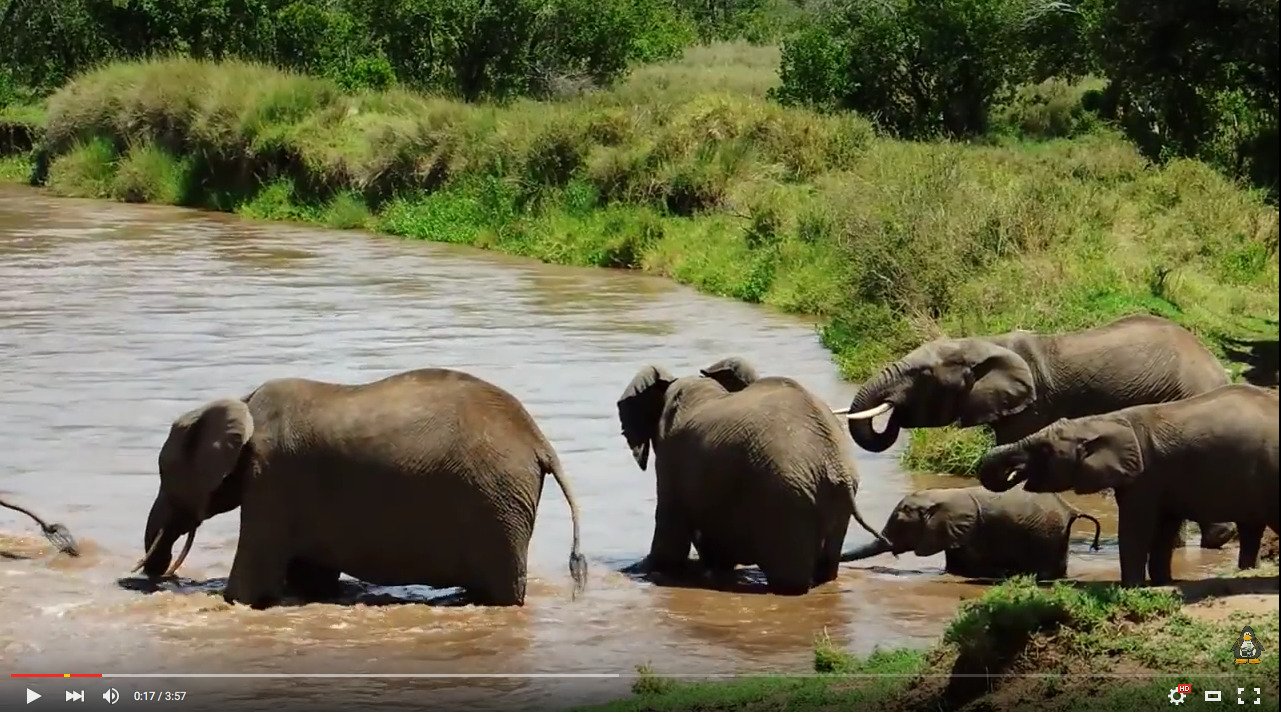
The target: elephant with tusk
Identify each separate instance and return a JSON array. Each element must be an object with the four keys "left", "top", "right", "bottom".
[
  {"left": 976, "top": 384, "right": 1279, "bottom": 587},
  {"left": 840, "top": 487, "right": 1101, "bottom": 580},
  {"left": 134, "top": 367, "right": 588, "bottom": 609},
  {"left": 839, "top": 313, "right": 1238, "bottom": 549},
  {"left": 616, "top": 357, "right": 888, "bottom": 595}
]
